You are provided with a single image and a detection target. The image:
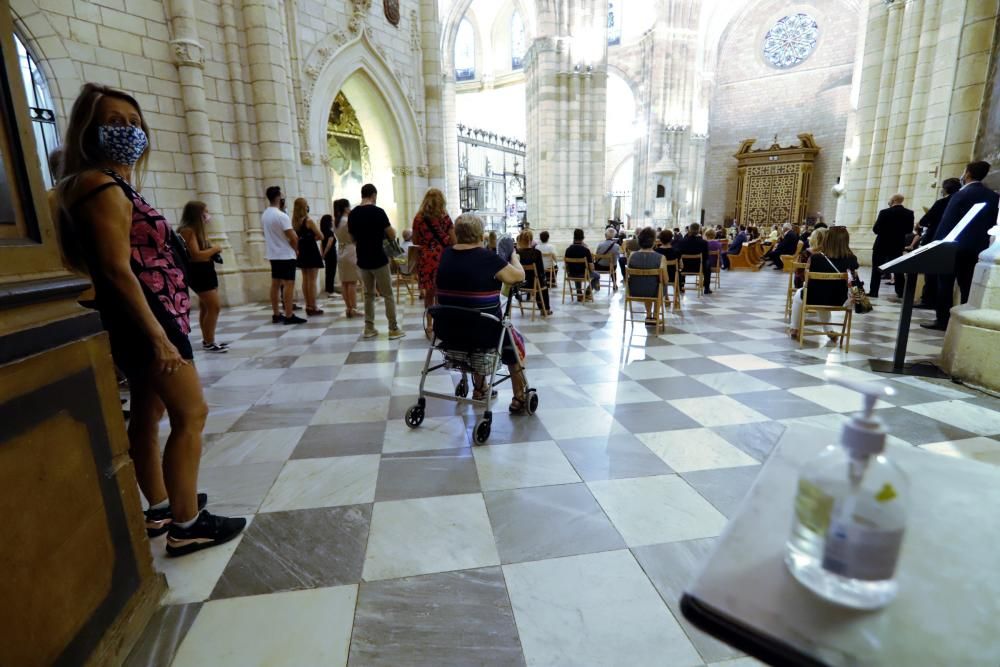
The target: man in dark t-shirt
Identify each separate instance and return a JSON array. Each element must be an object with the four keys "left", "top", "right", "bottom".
[
  {"left": 564, "top": 228, "right": 598, "bottom": 300},
  {"left": 348, "top": 183, "right": 404, "bottom": 339}
]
